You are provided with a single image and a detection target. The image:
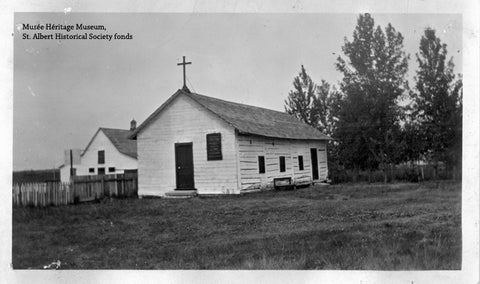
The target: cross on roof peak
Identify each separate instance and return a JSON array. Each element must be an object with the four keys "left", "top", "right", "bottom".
[{"left": 177, "top": 56, "right": 192, "bottom": 92}]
